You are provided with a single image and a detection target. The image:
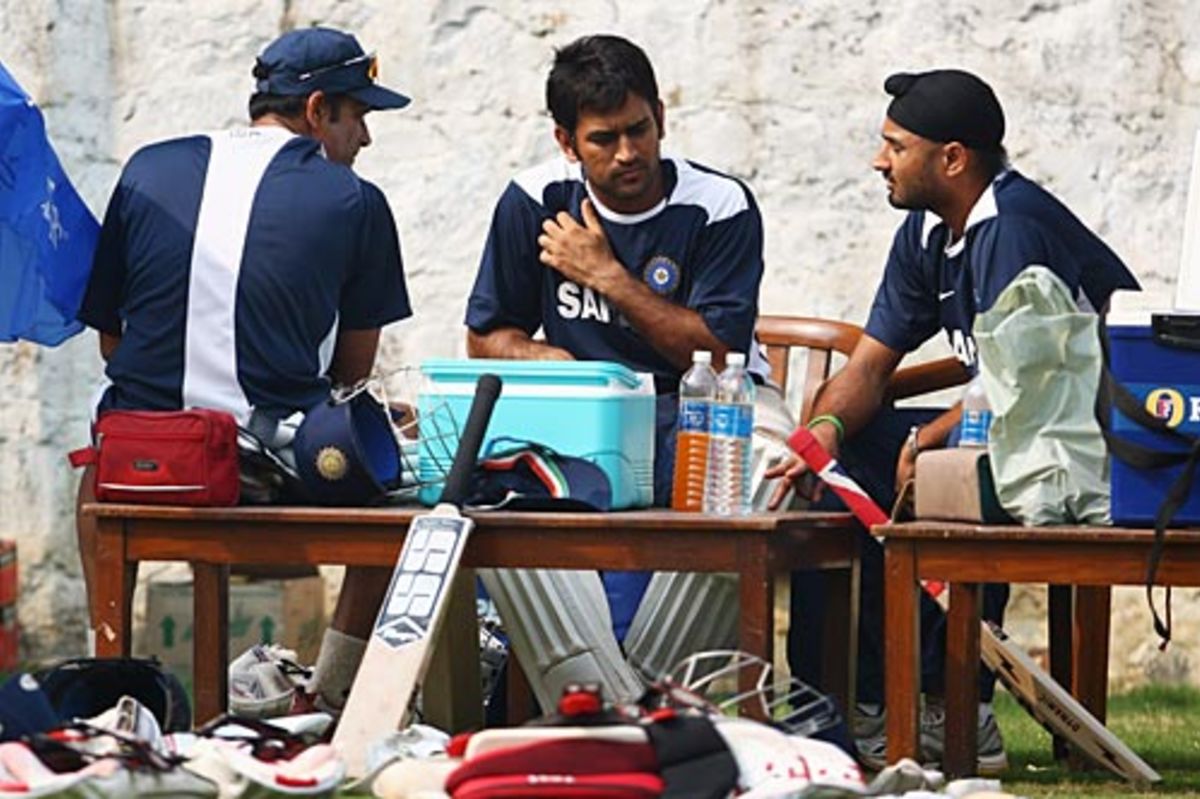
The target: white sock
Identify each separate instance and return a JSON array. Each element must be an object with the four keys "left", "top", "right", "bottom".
[{"left": 308, "top": 628, "right": 367, "bottom": 710}]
